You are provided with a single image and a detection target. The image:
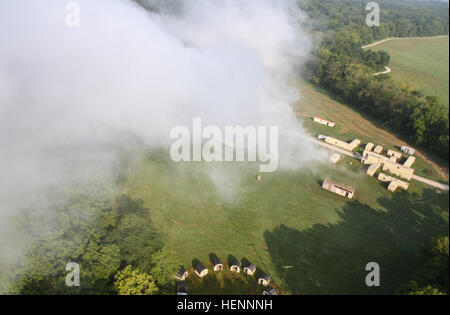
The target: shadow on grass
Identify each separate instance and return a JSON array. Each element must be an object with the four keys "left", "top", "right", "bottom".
[{"left": 264, "top": 188, "right": 449, "bottom": 295}]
